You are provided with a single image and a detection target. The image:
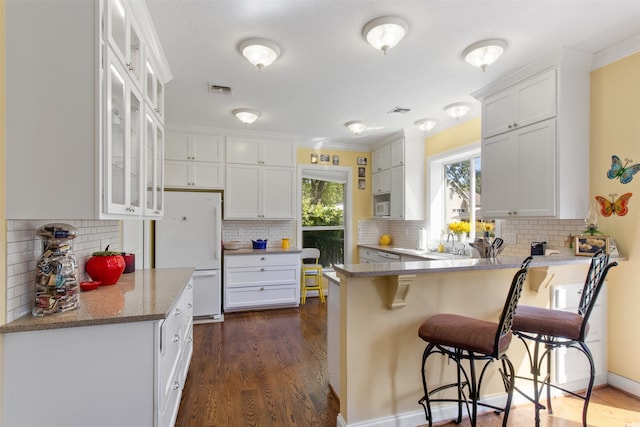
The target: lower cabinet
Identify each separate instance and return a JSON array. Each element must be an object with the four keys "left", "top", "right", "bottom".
[
  {"left": 2, "top": 279, "right": 194, "bottom": 427},
  {"left": 551, "top": 282, "right": 607, "bottom": 390},
  {"left": 358, "top": 247, "right": 400, "bottom": 263},
  {"left": 224, "top": 252, "right": 300, "bottom": 312}
]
